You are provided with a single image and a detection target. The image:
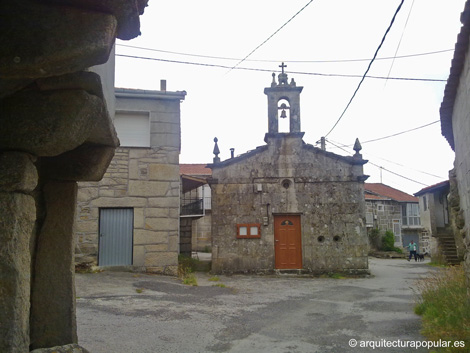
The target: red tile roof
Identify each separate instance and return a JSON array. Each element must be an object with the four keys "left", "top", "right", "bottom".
[
  {"left": 365, "top": 183, "right": 418, "bottom": 202},
  {"left": 180, "top": 164, "right": 212, "bottom": 176}
]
